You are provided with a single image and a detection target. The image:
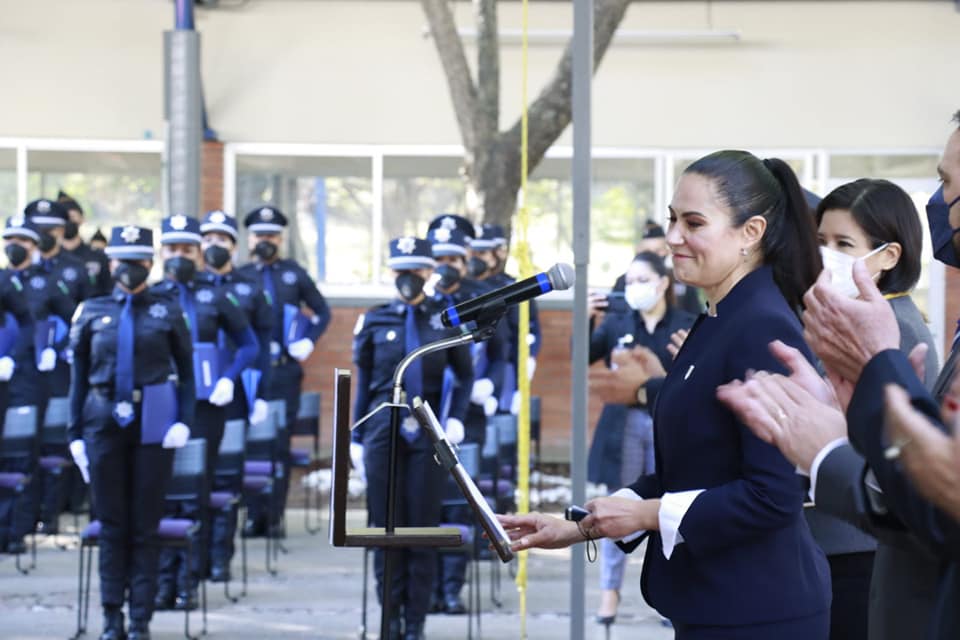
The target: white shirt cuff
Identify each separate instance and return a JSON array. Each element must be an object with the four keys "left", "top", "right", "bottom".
[
  {"left": 611, "top": 487, "right": 646, "bottom": 544},
  {"left": 659, "top": 489, "right": 704, "bottom": 559},
  {"left": 808, "top": 437, "right": 849, "bottom": 504}
]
